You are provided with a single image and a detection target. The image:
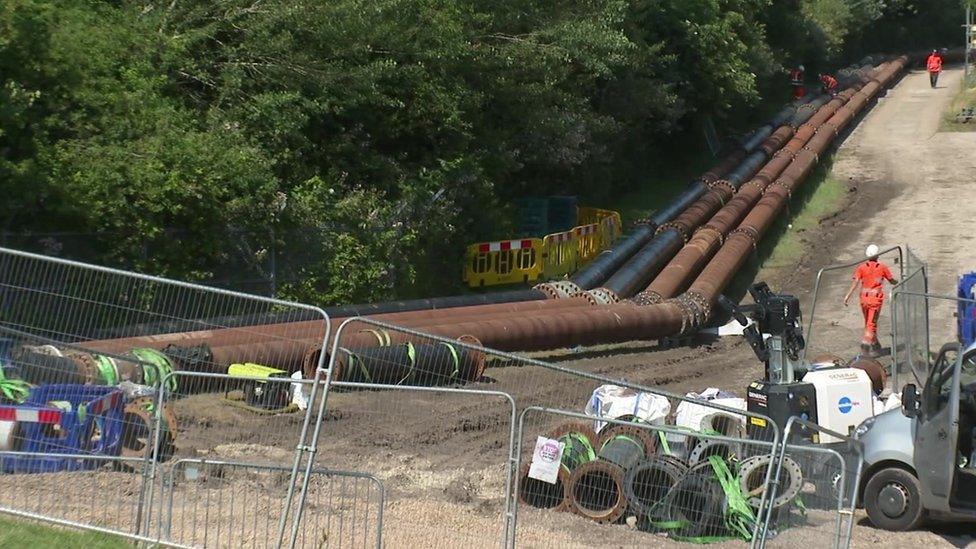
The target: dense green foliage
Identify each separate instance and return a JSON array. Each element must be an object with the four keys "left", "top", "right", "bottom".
[{"left": 0, "top": 0, "right": 964, "bottom": 304}]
